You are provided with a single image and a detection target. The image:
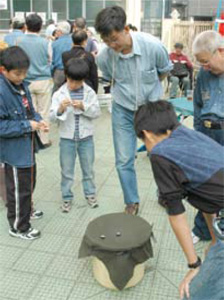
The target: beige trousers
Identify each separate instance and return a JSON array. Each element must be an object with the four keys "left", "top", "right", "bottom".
[{"left": 29, "top": 79, "right": 53, "bottom": 145}]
